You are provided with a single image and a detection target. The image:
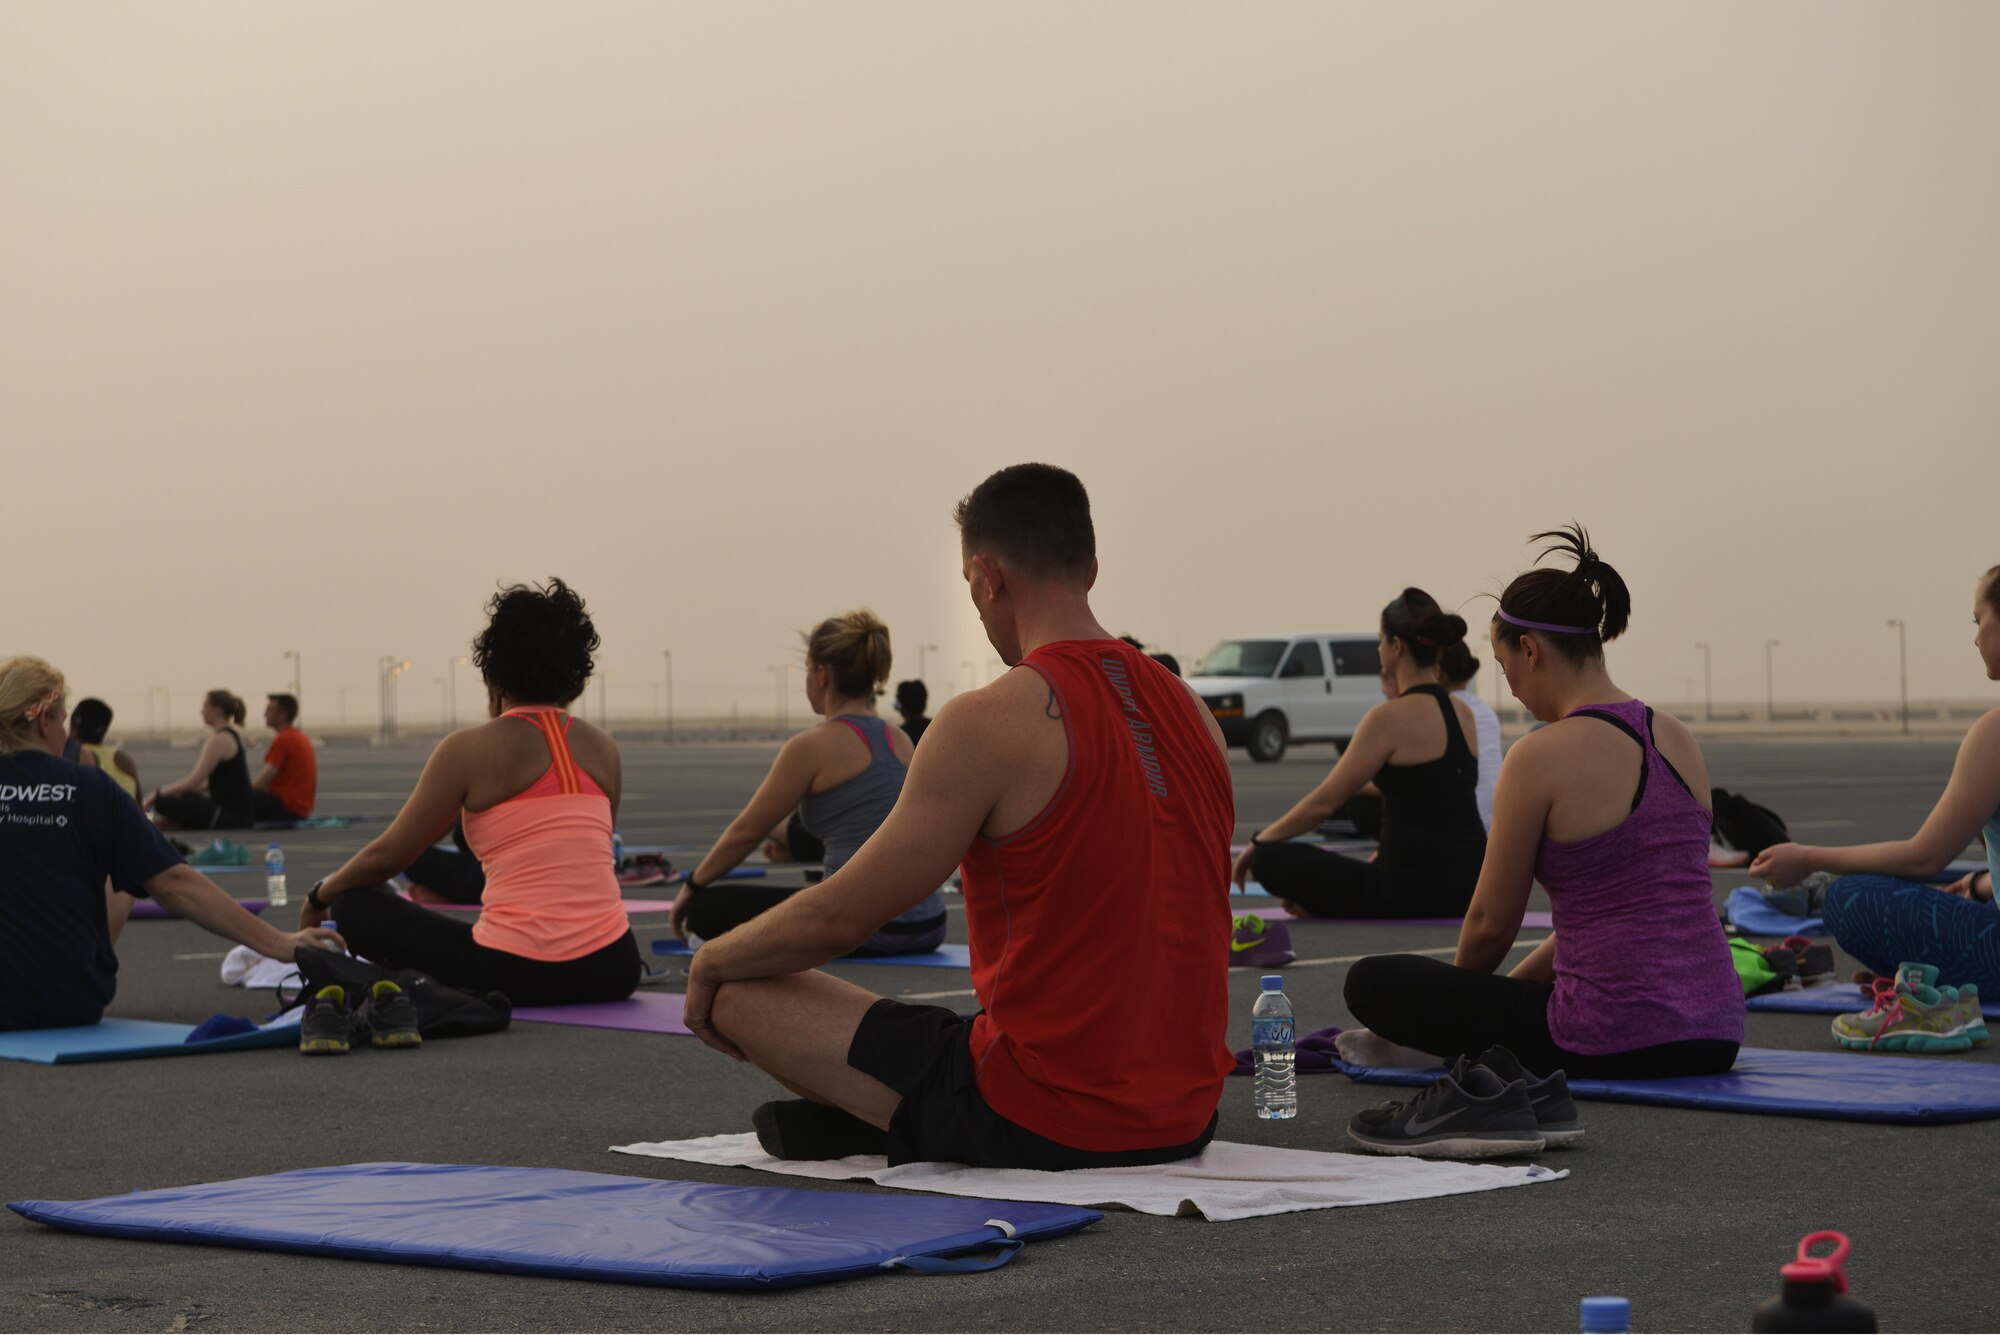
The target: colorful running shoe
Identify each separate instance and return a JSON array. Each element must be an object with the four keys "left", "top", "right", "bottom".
[
  {"left": 299, "top": 985, "right": 353, "bottom": 1055},
  {"left": 1347, "top": 1056, "right": 1546, "bottom": 1158},
  {"left": 1831, "top": 963, "right": 1977, "bottom": 1053},
  {"left": 616, "top": 853, "right": 674, "bottom": 888},
  {"left": 357, "top": 980, "right": 422, "bottom": 1049},
  {"left": 1942, "top": 982, "right": 1989, "bottom": 1045},
  {"left": 188, "top": 838, "right": 248, "bottom": 867},
  {"left": 1760, "top": 871, "right": 1838, "bottom": 921},
  {"left": 1229, "top": 914, "right": 1295, "bottom": 968},
  {"left": 1475, "top": 1045, "right": 1584, "bottom": 1147}
]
